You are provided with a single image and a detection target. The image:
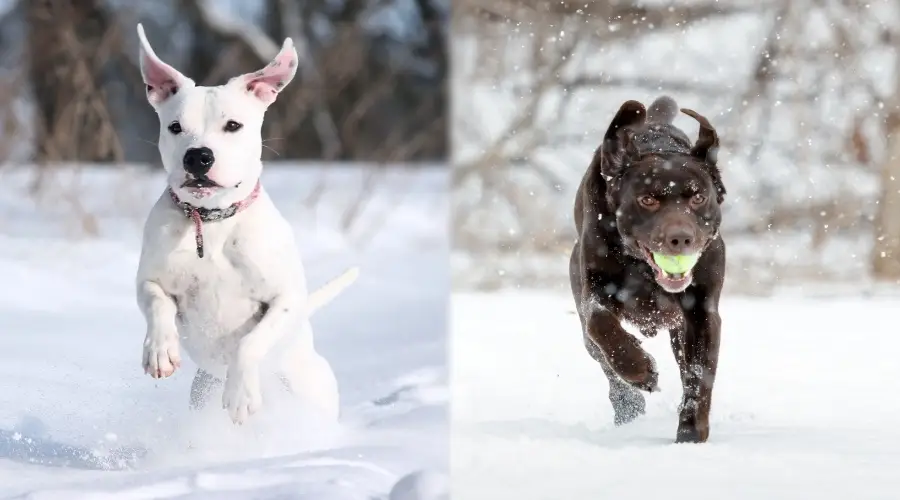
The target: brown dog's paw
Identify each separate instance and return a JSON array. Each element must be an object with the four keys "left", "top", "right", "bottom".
[
  {"left": 675, "top": 420, "right": 709, "bottom": 444},
  {"left": 633, "top": 365, "right": 660, "bottom": 393},
  {"left": 612, "top": 349, "right": 659, "bottom": 393}
]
